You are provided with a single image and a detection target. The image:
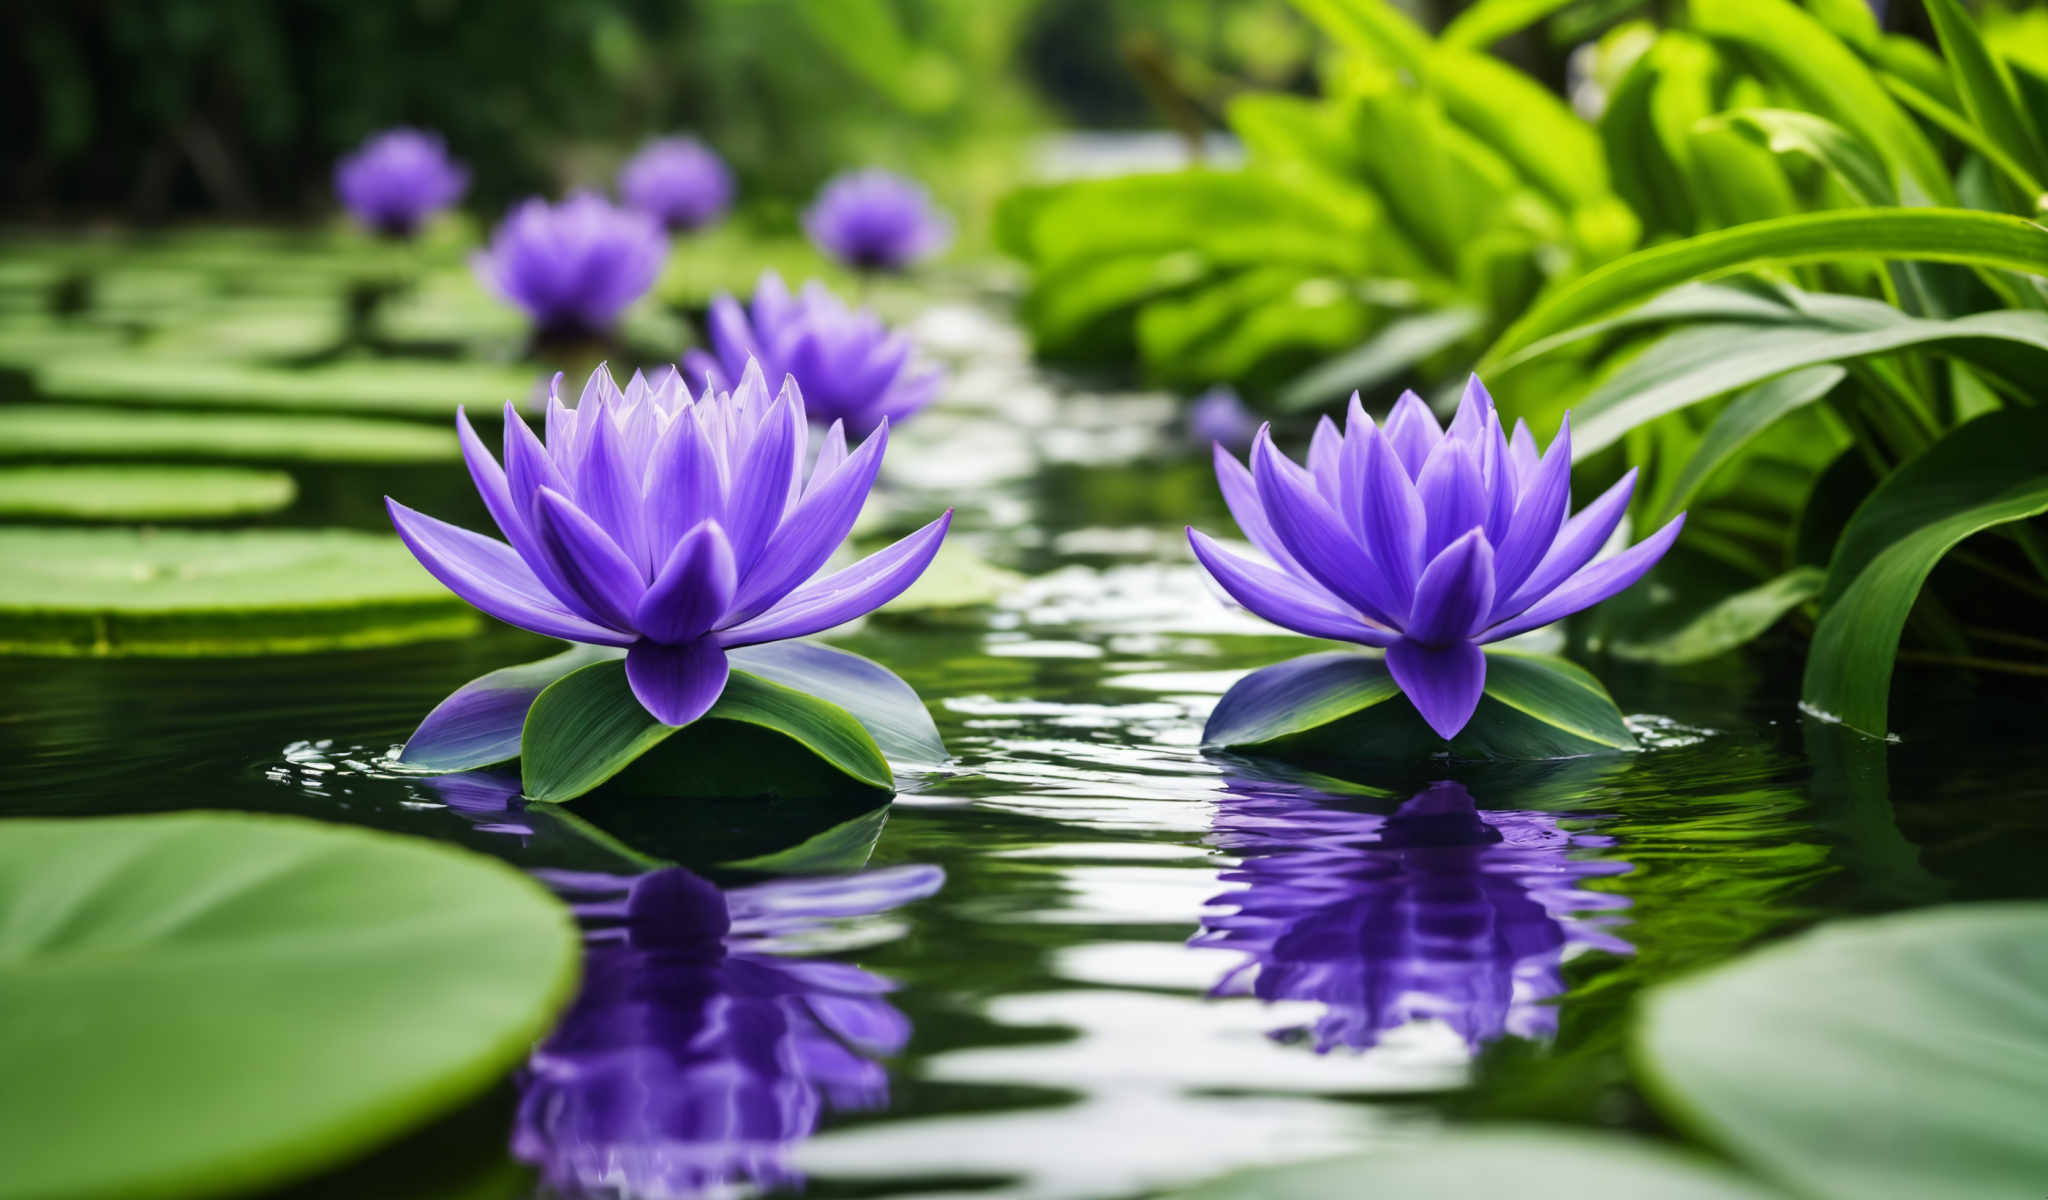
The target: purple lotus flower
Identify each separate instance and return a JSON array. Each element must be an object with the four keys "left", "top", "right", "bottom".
[
  {"left": 1197, "top": 778, "right": 1631, "bottom": 1051},
  {"left": 1186, "top": 385, "right": 1258, "bottom": 451},
  {"left": 385, "top": 361, "right": 952, "bottom": 726},
  {"left": 1188, "top": 378, "right": 1684, "bottom": 739},
  {"left": 517, "top": 864, "right": 943, "bottom": 1198},
  {"left": 803, "top": 169, "right": 951, "bottom": 272},
  {"left": 618, "top": 136, "right": 734, "bottom": 233},
  {"left": 684, "top": 271, "right": 940, "bottom": 437},
  {"left": 333, "top": 127, "right": 469, "bottom": 237},
  {"left": 472, "top": 192, "right": 669, "bottom": 337}
]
